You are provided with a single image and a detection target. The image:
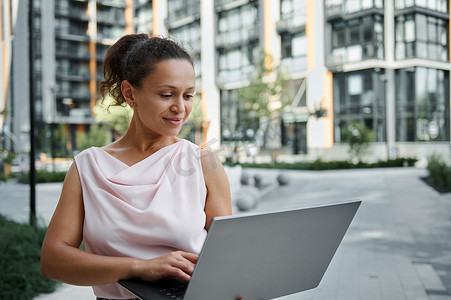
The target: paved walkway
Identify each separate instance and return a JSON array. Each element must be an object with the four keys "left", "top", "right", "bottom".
[{"left": 1, "top": 167, "right": 450, "bottom": 299}]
